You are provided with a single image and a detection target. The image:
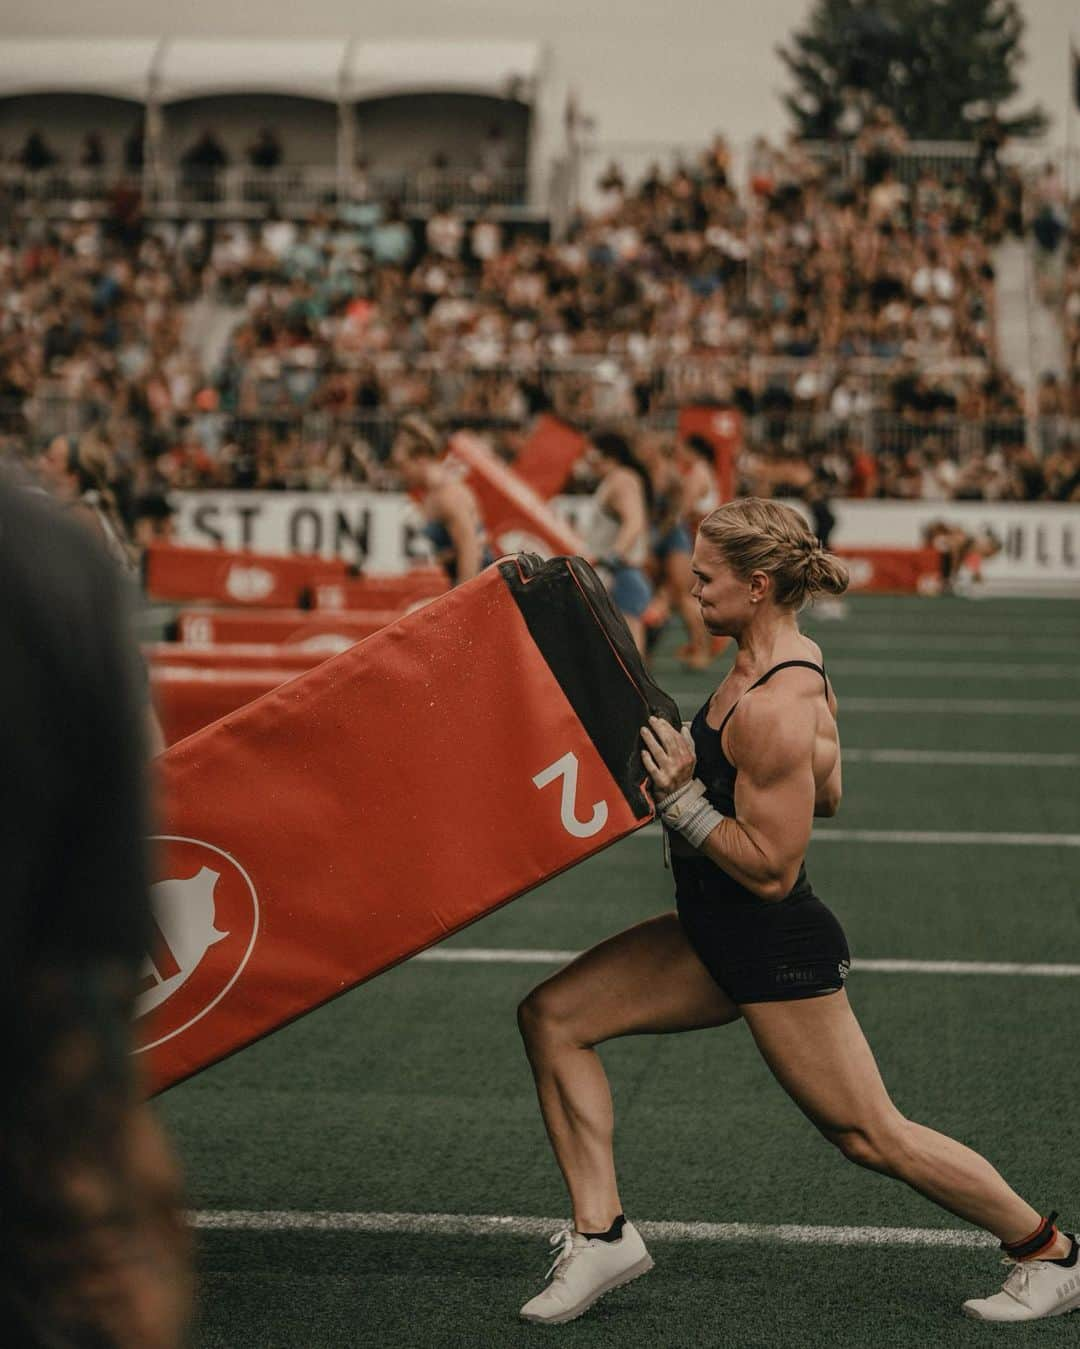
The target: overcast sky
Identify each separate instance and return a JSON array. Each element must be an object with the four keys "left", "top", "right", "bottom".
[{"left": 4, "top": 0, "right": 1076, "bottom": 150}]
